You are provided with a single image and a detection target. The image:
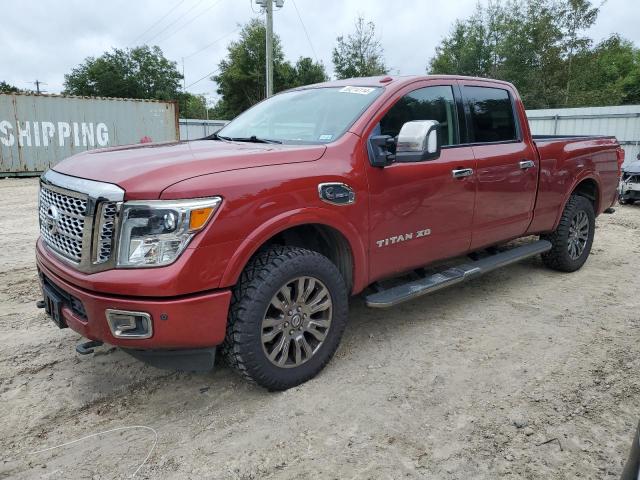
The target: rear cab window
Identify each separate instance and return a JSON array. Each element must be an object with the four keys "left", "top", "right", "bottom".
[{"left": 464, "top": 86, "right": 518, "bottom": 143}]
